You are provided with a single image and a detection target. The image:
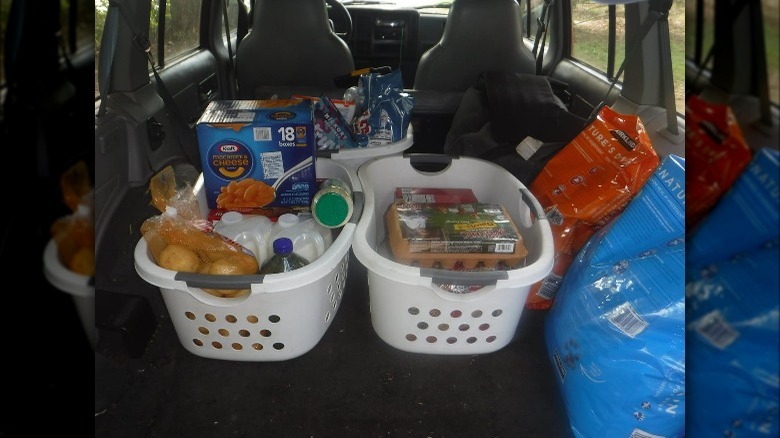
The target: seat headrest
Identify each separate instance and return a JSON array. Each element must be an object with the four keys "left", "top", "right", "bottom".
[
  {"left": 441, "top": 0, "right": 525, "bottom": 49},
  {"left": 413, "top": 0, "right": 535, "bottom": 91},
  {"left": 235, "top": 0, "right": 355, "bottom": 97},
  {"left": 252, "top": 0, "right": 332, "bottom": 36}
]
